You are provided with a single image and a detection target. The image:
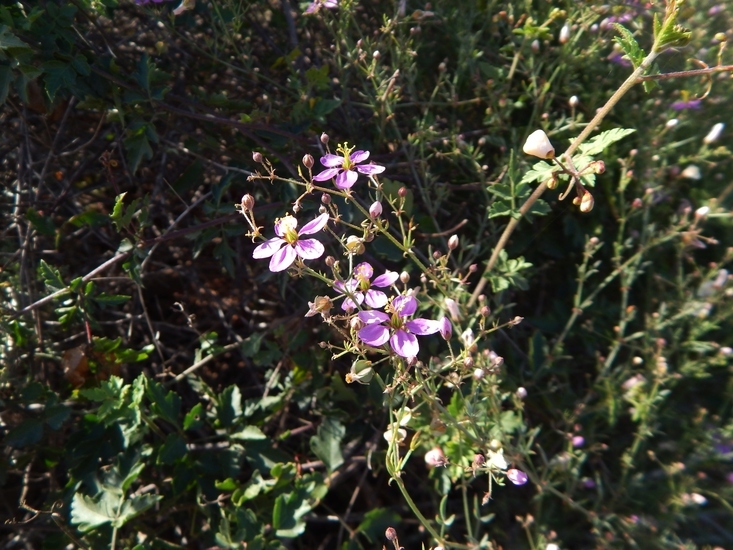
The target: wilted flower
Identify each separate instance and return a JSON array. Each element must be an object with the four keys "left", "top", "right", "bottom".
[
  {"left": 252, "top": 212, "right": 329, "bottom": 272},
  {"left": 424, "top": 447, "right": 448, "bottom": 467},
  {"left": 335, "top": 262, "right": 398, "bottom": 310},
  {"left": 703, "top": 122, "right": 724, "bottom": 144},
  {"left": 357, "top": 295, "right": 441, "bottom": 358},
  {"left": 507, "top": 468, "right": 528, "bottom": 485},
  {"left": 304, "top": 0, "right": 337, "bottom": 14},
  {"left": 305, "top": 296, "right": 333, "bottom": 319},
  {"left": 312, "top": 145, "right": 385, "bottom": 189},
  {"left": 346, "top": 359, "right": 374, "bottom": 384},
  {"left": 523, "top": 129, "right": 555, "bottom": 159}
]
